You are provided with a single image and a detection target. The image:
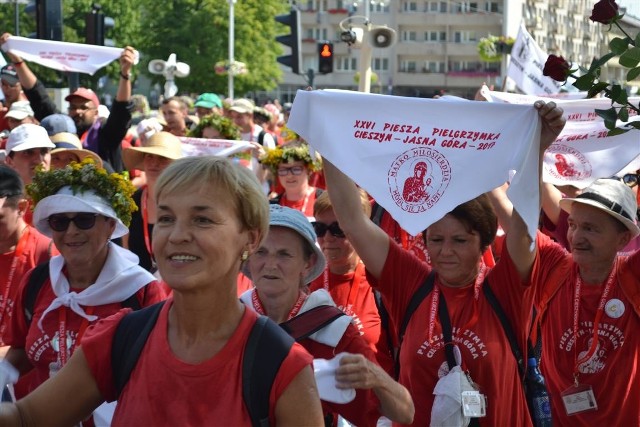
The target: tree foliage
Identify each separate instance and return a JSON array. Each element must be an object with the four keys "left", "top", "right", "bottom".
[
  {"left": 136, "top": 0, "right": 287, "bottom": 96},
  {"left": 0, "top": 0, "right": 287, "bottom": 95}
]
